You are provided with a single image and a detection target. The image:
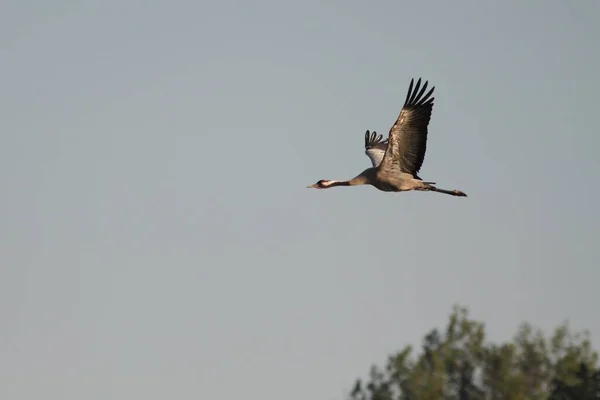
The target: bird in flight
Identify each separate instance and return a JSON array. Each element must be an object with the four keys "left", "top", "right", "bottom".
[{"left": 307, "top": 78, "right": 467, "bottom": 197}]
